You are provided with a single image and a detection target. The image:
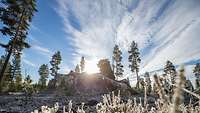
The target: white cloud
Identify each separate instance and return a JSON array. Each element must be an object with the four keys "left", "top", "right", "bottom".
[
  {"left": 56, "top": 0, "right": 200, "bottom": 80},
  {"left": 32, "top": 45, "right": 53, "bottom": 58},
  {"left": 29, "top": 35, "right": 41, "bottom": 45}
]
